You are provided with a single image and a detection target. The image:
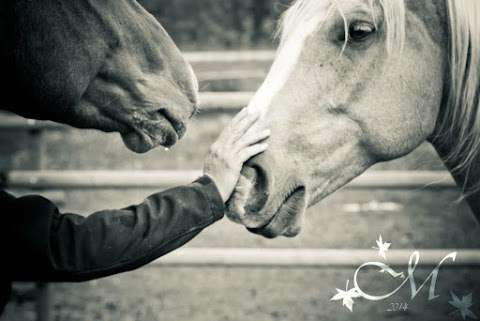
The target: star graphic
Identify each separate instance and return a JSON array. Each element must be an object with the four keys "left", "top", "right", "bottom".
[
  {"left": 449, "top": 291, "right": 478, "bottom": 320},
  {"left": 331, "top": 280, "right": 362, "bottom": 312},
  {"left": 373, "top": 235, "right": 391, "bottom": 260}
]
